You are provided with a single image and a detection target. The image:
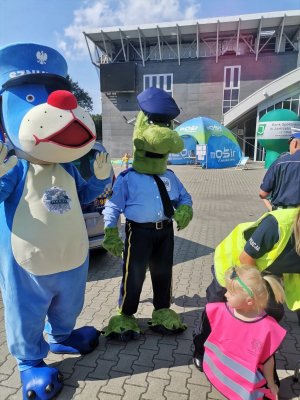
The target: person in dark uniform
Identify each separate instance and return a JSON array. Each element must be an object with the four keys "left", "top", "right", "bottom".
[
  {"left": 193, "top": 207, "right": 300, "bottom": 374},
  {"left": 102, "top": 88, "right": 193, "bottom": 341},
  {"left": 259, "top": 128, "right": 300, "bottom": 210}
]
